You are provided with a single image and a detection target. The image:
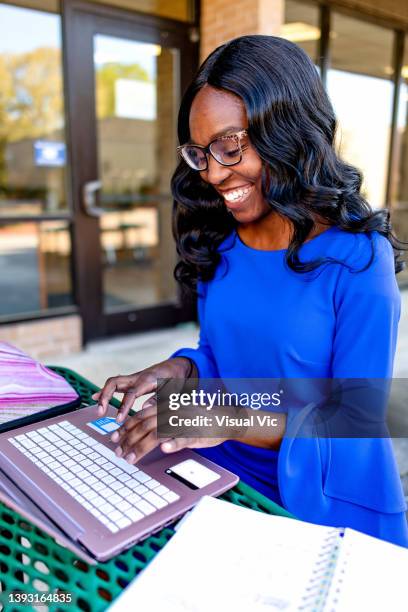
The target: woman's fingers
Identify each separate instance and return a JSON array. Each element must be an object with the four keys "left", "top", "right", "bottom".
[
  {"left": 116, "top": 391, "right": 138, "bottom": 422},
  {"left": 96, "top": 376, "right": 133, "bottom": 415},
  {"left": 126, "top": 430, "right": 160, "bottom": 463},
  {"left": 96, "top": 371, "right": 159, "bottom": 419},
  {"left": 161, "top": 438, "right": 198, "bottom": 453},
  {"left": 111, "top": 404, "right": 157, "bottom": 444},
  {"left": 94, "top": 358, "right": 188, "bottom": 420},
  {"left": 111, "top": 413, "right": 222, "bottom": 462},
  {"left": 160, "top": 437, "right": 227, "bottom": 453},
  {"left": 118, "top": 415, "right": 157, "bottom": 460},
  {"left": 112, "top": 404, "right": 161, "bottom": 462},
  {"left": 141, "top": 395, "right": 156, "bottom": 411}
]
